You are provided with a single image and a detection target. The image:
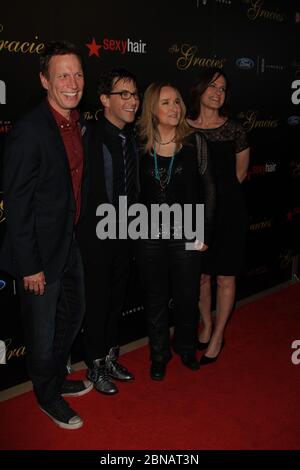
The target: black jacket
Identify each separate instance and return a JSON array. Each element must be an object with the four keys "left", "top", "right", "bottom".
[
  {"left": 0, "top": 101, "right": 90, "bottom": 283},
  {"left": 77, "top": 116, "right": 139, "bottom": 257}
]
